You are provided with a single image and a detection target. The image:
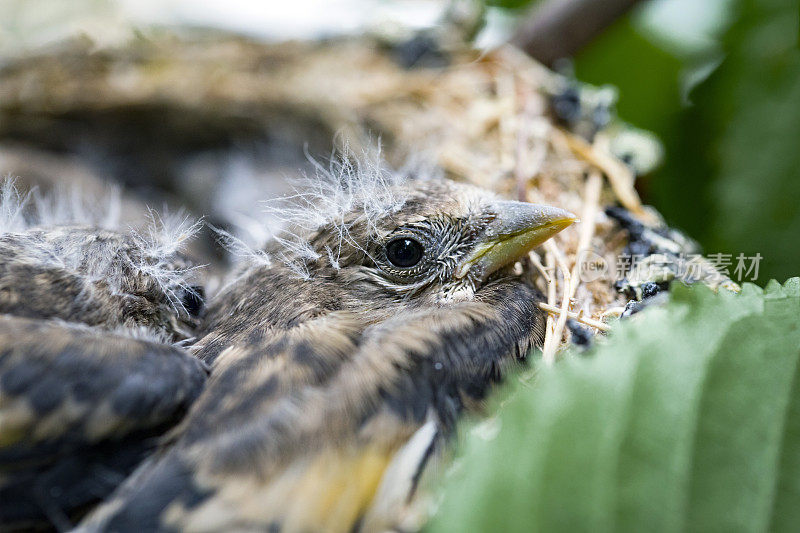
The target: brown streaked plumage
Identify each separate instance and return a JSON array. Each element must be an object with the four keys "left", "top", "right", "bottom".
[
  {"left": 0, "top": 179, "right": 208, "bottom": 530},
  {"left": 80, "top": 159, "right": 575, "bottom": 533},
  {"left": 0, "top": 316, "right": 206, "bottom": 531}
]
